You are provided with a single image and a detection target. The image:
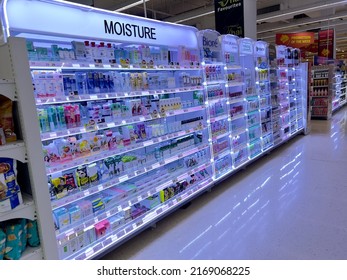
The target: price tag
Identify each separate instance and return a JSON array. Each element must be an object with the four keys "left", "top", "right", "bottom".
[
  {"left": 116, "top": 230, "right": 125, "bottom": 239},
  {"left": 168, "top": 201, "right": 174, "bottom": 207},
  {"left": 168, "top": 111, "right": 175, "bottom": 116},
  {"left": 131, "top": 198, "right": 138, "bottom": 205},
  {"left": 98, "top": 123, "right": 108, "bottom": 129},
  {"left": 159, "top": 160, "right": 165, "bottom": 166},
  {"left": 85, "top": 220, "right": 94, "bottom": 227},
  {"left": 128, "top": 172, "right": 135, "bottom": 179},
  {"left": 103, "top": 238, "right": 112, "bottom": 247},
  {"left": 173, "top": 133, "right": 179, "bottom": 137},
  {"left": 125, "top": 226, "right": 133, "bottom": 233},
  {"left": 75, "top": 253, "right": 86, "bottom": 260},
  {"left": 69, "top": 128, "right": 80, "bottom": 134},
  {"left": 188, "top": 190, "right": 193, "bottom": 195},
  {"left": 146, "top": 166, "right": 153, "bottom": 171},
  {"left": 136, "top": 219, "right": 143, "bottom": 227},
  {"left": 145, "top": 115, "right": 152, "bottom": 120},
  {"left": 178, "top": 153, "right": 183, "bottom": 158},
  {"left": 68, "top": 95, "right": 80, "bottom": 101},
  {"left": 136, "top": 169, "right": 145, "bottom": 176},
  {"left": 93, "top": 243, "right": 103, "bottom": 252},
  {"left": 153, "top": 138, "right": 159, "bottom": 143},
  {"left": 113, "top": 177, "right": 119, "bottom": 184},
  {"left": 56, "top": 131, "right": 65, "bottom": 137},
  {"left": 161, "top": 136, "right": 168, "bottom": 141},
  {"left": 156, "top": 208, "right": 163, "bottom": 215},
  {"left": 122, "top": 202, "right": 129, "bottom": 209}
]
